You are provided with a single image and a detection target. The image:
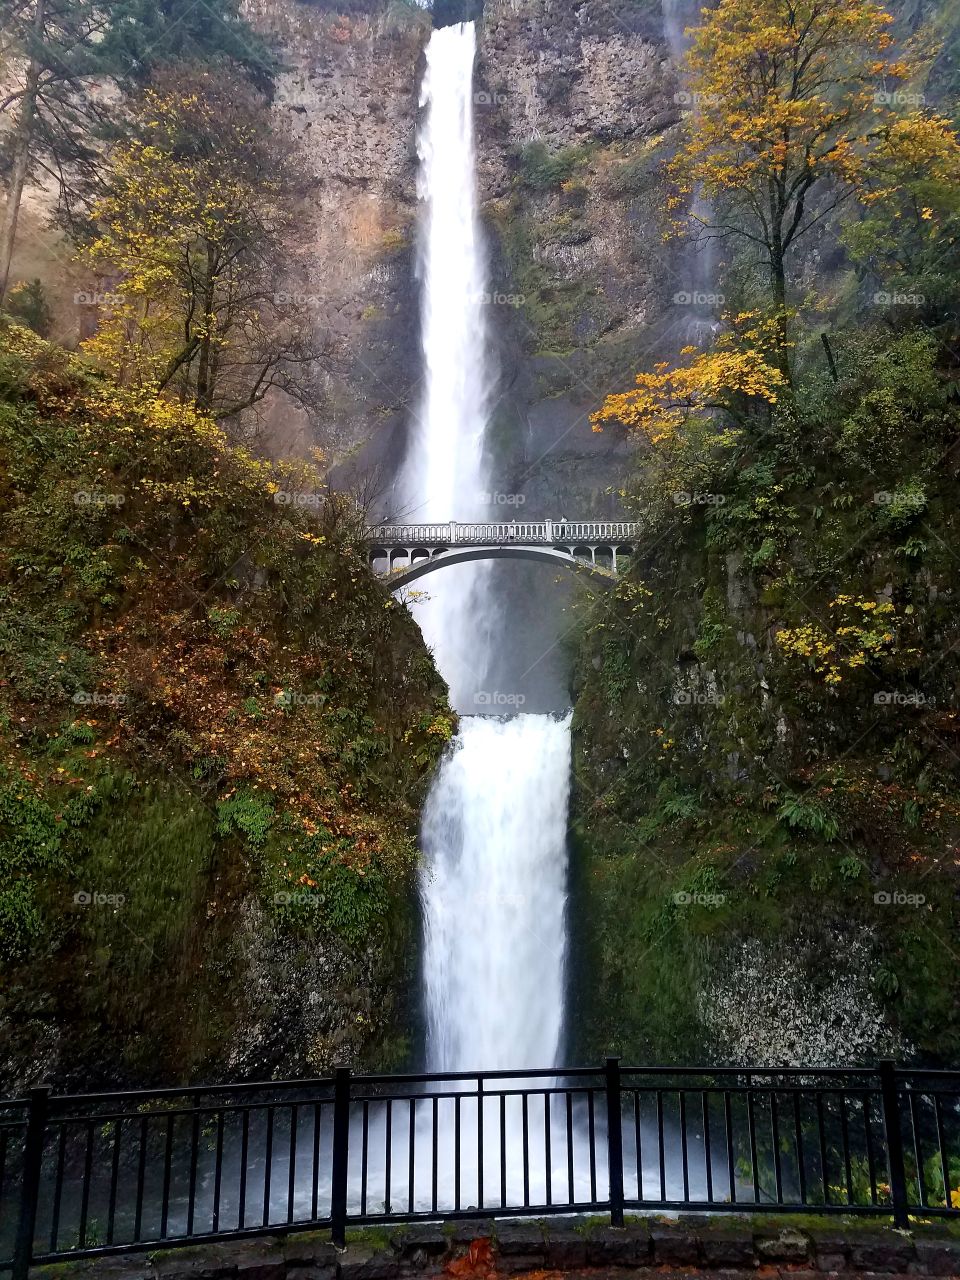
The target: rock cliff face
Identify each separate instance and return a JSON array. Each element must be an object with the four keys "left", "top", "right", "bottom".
[{"left": 249, "top": 0, "right": 690, "bottom": 518}]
